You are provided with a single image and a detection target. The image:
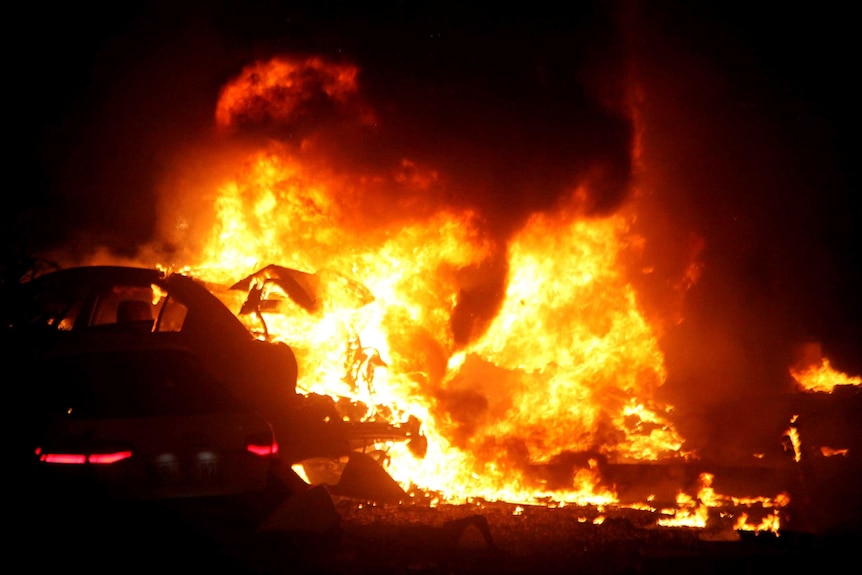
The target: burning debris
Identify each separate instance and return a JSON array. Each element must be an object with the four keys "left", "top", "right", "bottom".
[{"left": 791, "top": 341, "right": 862, "bottom": 393}]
